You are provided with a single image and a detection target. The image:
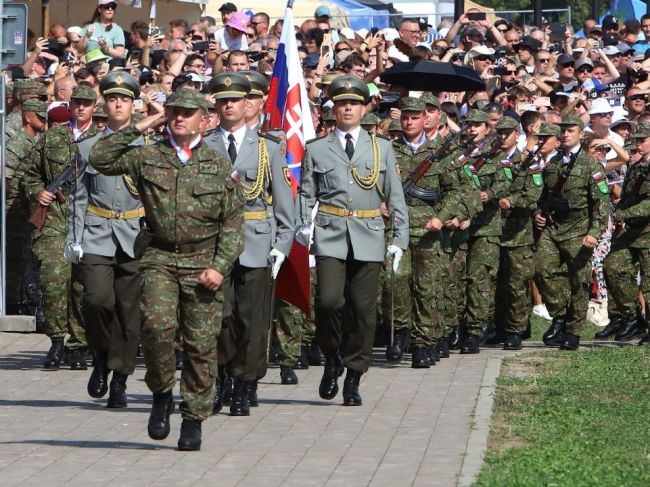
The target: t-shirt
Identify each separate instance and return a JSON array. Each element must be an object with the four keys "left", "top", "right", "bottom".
[
  {"left": 213, "top": 27, "right": 248, "bottom": 52},
  {"left": 81, "top": 22, "right": 126, "bottom": 53}
]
